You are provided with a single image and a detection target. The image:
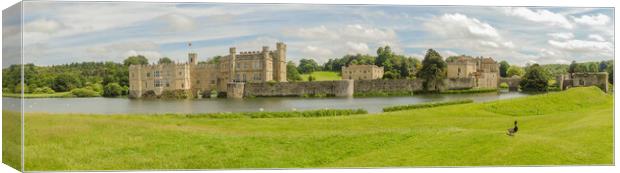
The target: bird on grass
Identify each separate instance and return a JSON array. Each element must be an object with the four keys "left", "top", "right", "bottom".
[{"left": 506, "top": 120, "right": 518, "bottom": 136}]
